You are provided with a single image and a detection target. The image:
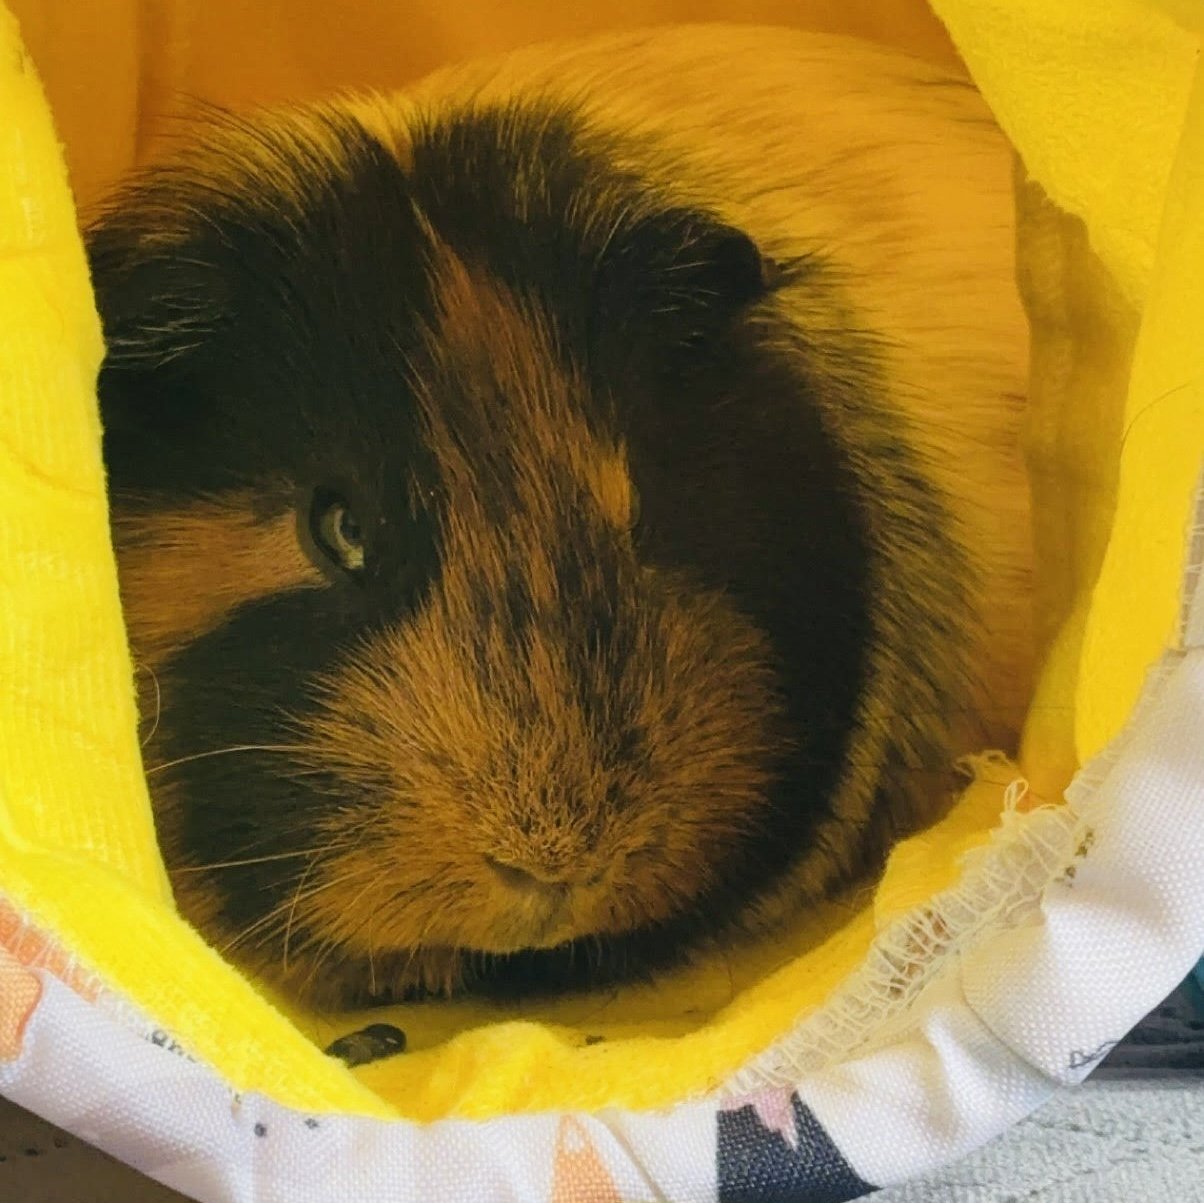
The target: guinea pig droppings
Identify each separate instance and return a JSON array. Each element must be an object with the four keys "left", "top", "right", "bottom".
[{"left": 89, "top": 33, "right": 1033, "bottom": 1010}]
